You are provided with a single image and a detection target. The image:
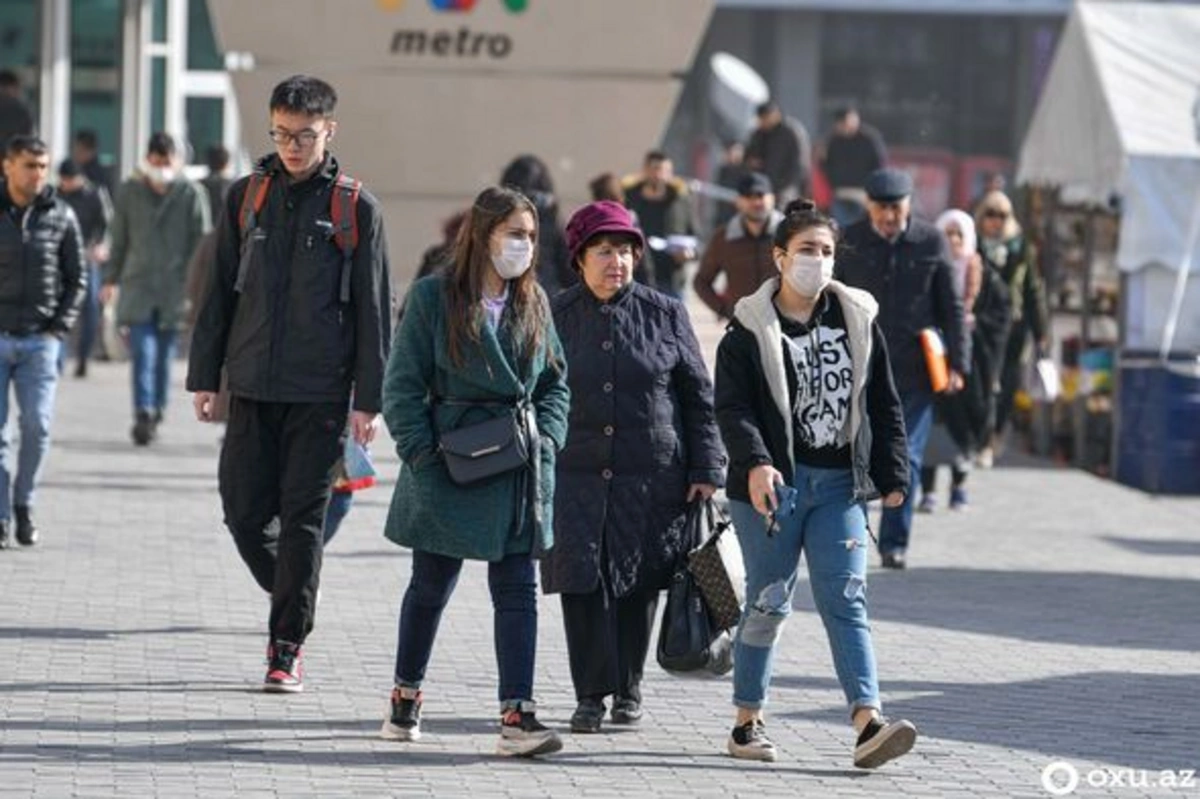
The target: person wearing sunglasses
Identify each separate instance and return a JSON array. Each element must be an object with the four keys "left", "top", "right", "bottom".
[
  {"left": 714, "top": 198, "right": 914, "bottom": 767},
  {"left": 974, "top": 190, "right": 1048, "bottom": 466}
]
